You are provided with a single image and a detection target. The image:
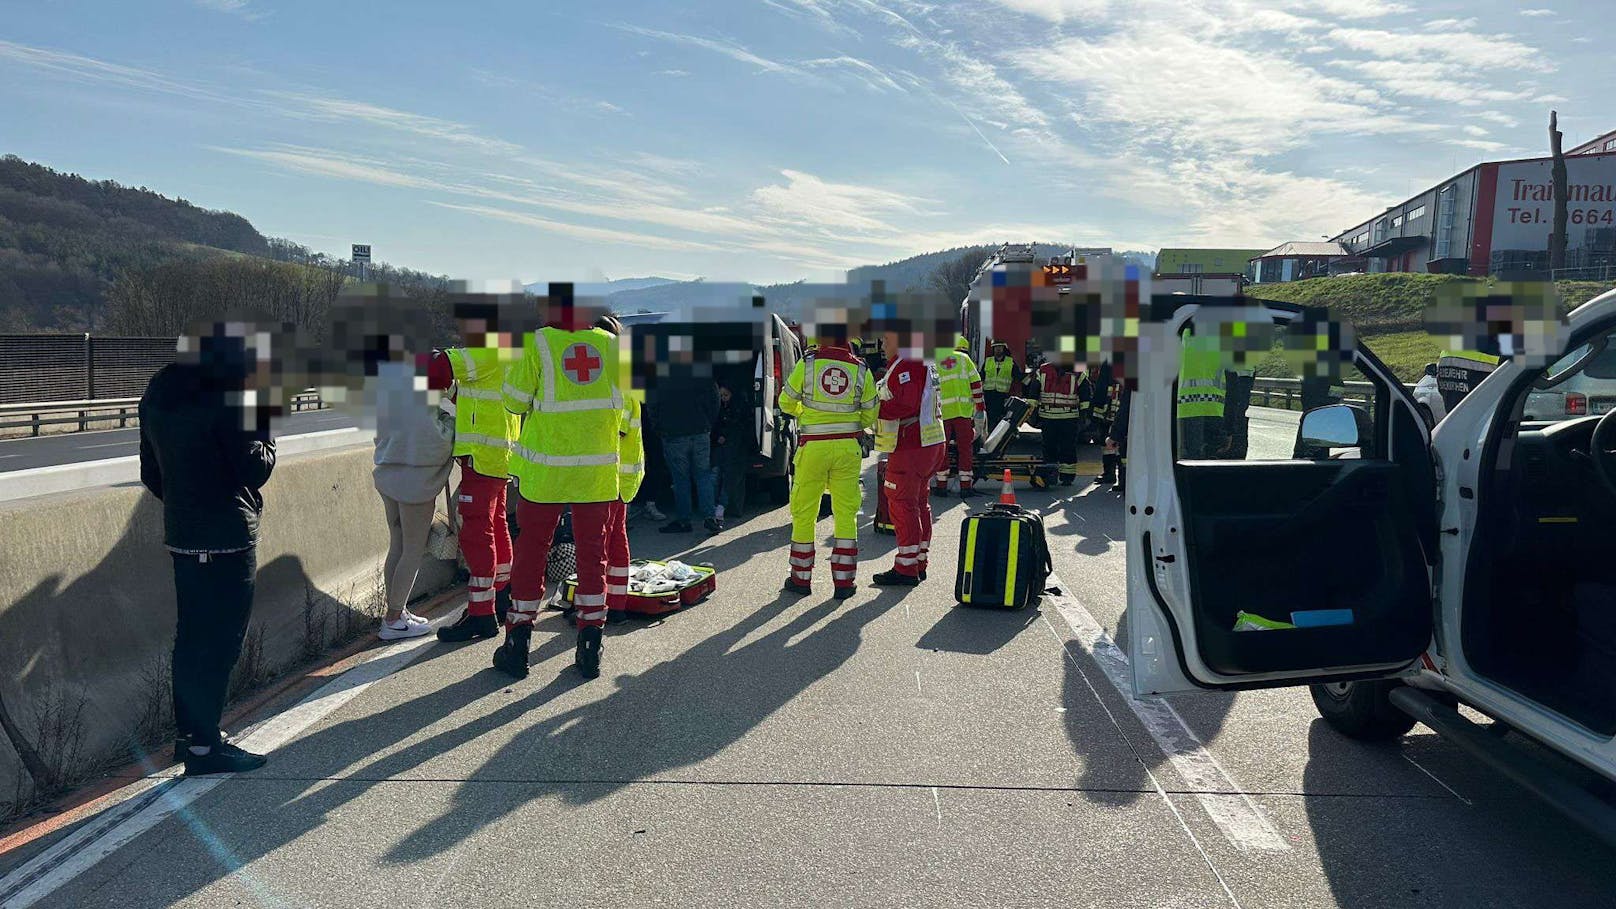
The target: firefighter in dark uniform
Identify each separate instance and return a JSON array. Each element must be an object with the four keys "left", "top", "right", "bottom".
[{"left": 1105, "top": 386, "right": 1131, "bottom": 494}]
